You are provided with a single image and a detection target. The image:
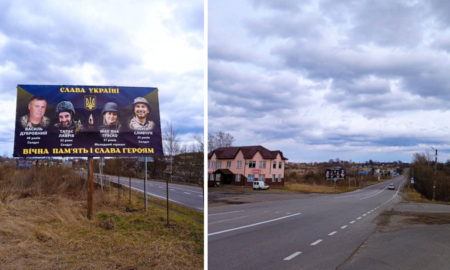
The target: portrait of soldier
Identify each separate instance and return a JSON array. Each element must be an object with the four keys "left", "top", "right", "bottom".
[
  {"left": 20, "top": 96, "right": 50, "bottom": 128},
  {"left": 100, "top": 102, "right": 122, "bottom": 130},
  {"left": 128, "top": 97, "right": 154, "bottom": 130},
  {"left": 54, "top": 101, "right": 84, "bottom": 134}
]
